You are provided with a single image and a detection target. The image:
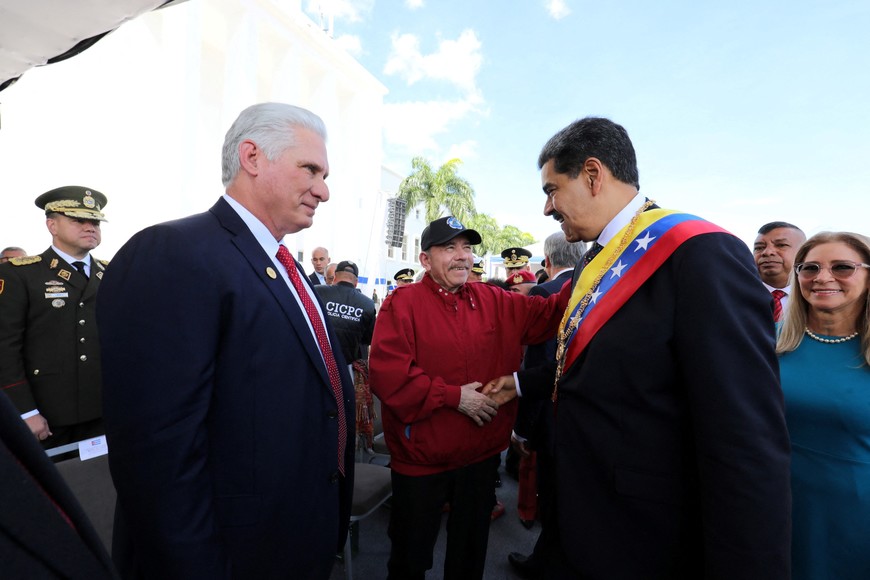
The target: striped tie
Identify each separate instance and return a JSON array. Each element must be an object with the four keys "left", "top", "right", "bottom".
[
  {"left": 771, "top": 289, "right": 786, "bottom": 323},
  {"left": 276, "top": 245, "right": 346, "bottom": 475}
]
